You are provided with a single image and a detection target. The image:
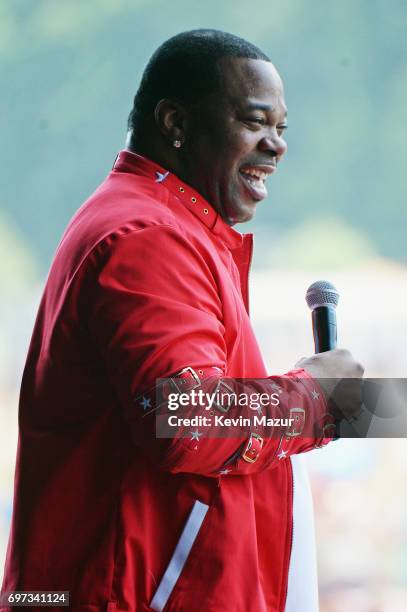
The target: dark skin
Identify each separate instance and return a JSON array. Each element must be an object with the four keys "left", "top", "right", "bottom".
[
  {"left": 126, "top": 55, "right": 365, "bottom": 403},
  {"left": 127, "top": 56, "right": 288, "bottom": 224}
]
